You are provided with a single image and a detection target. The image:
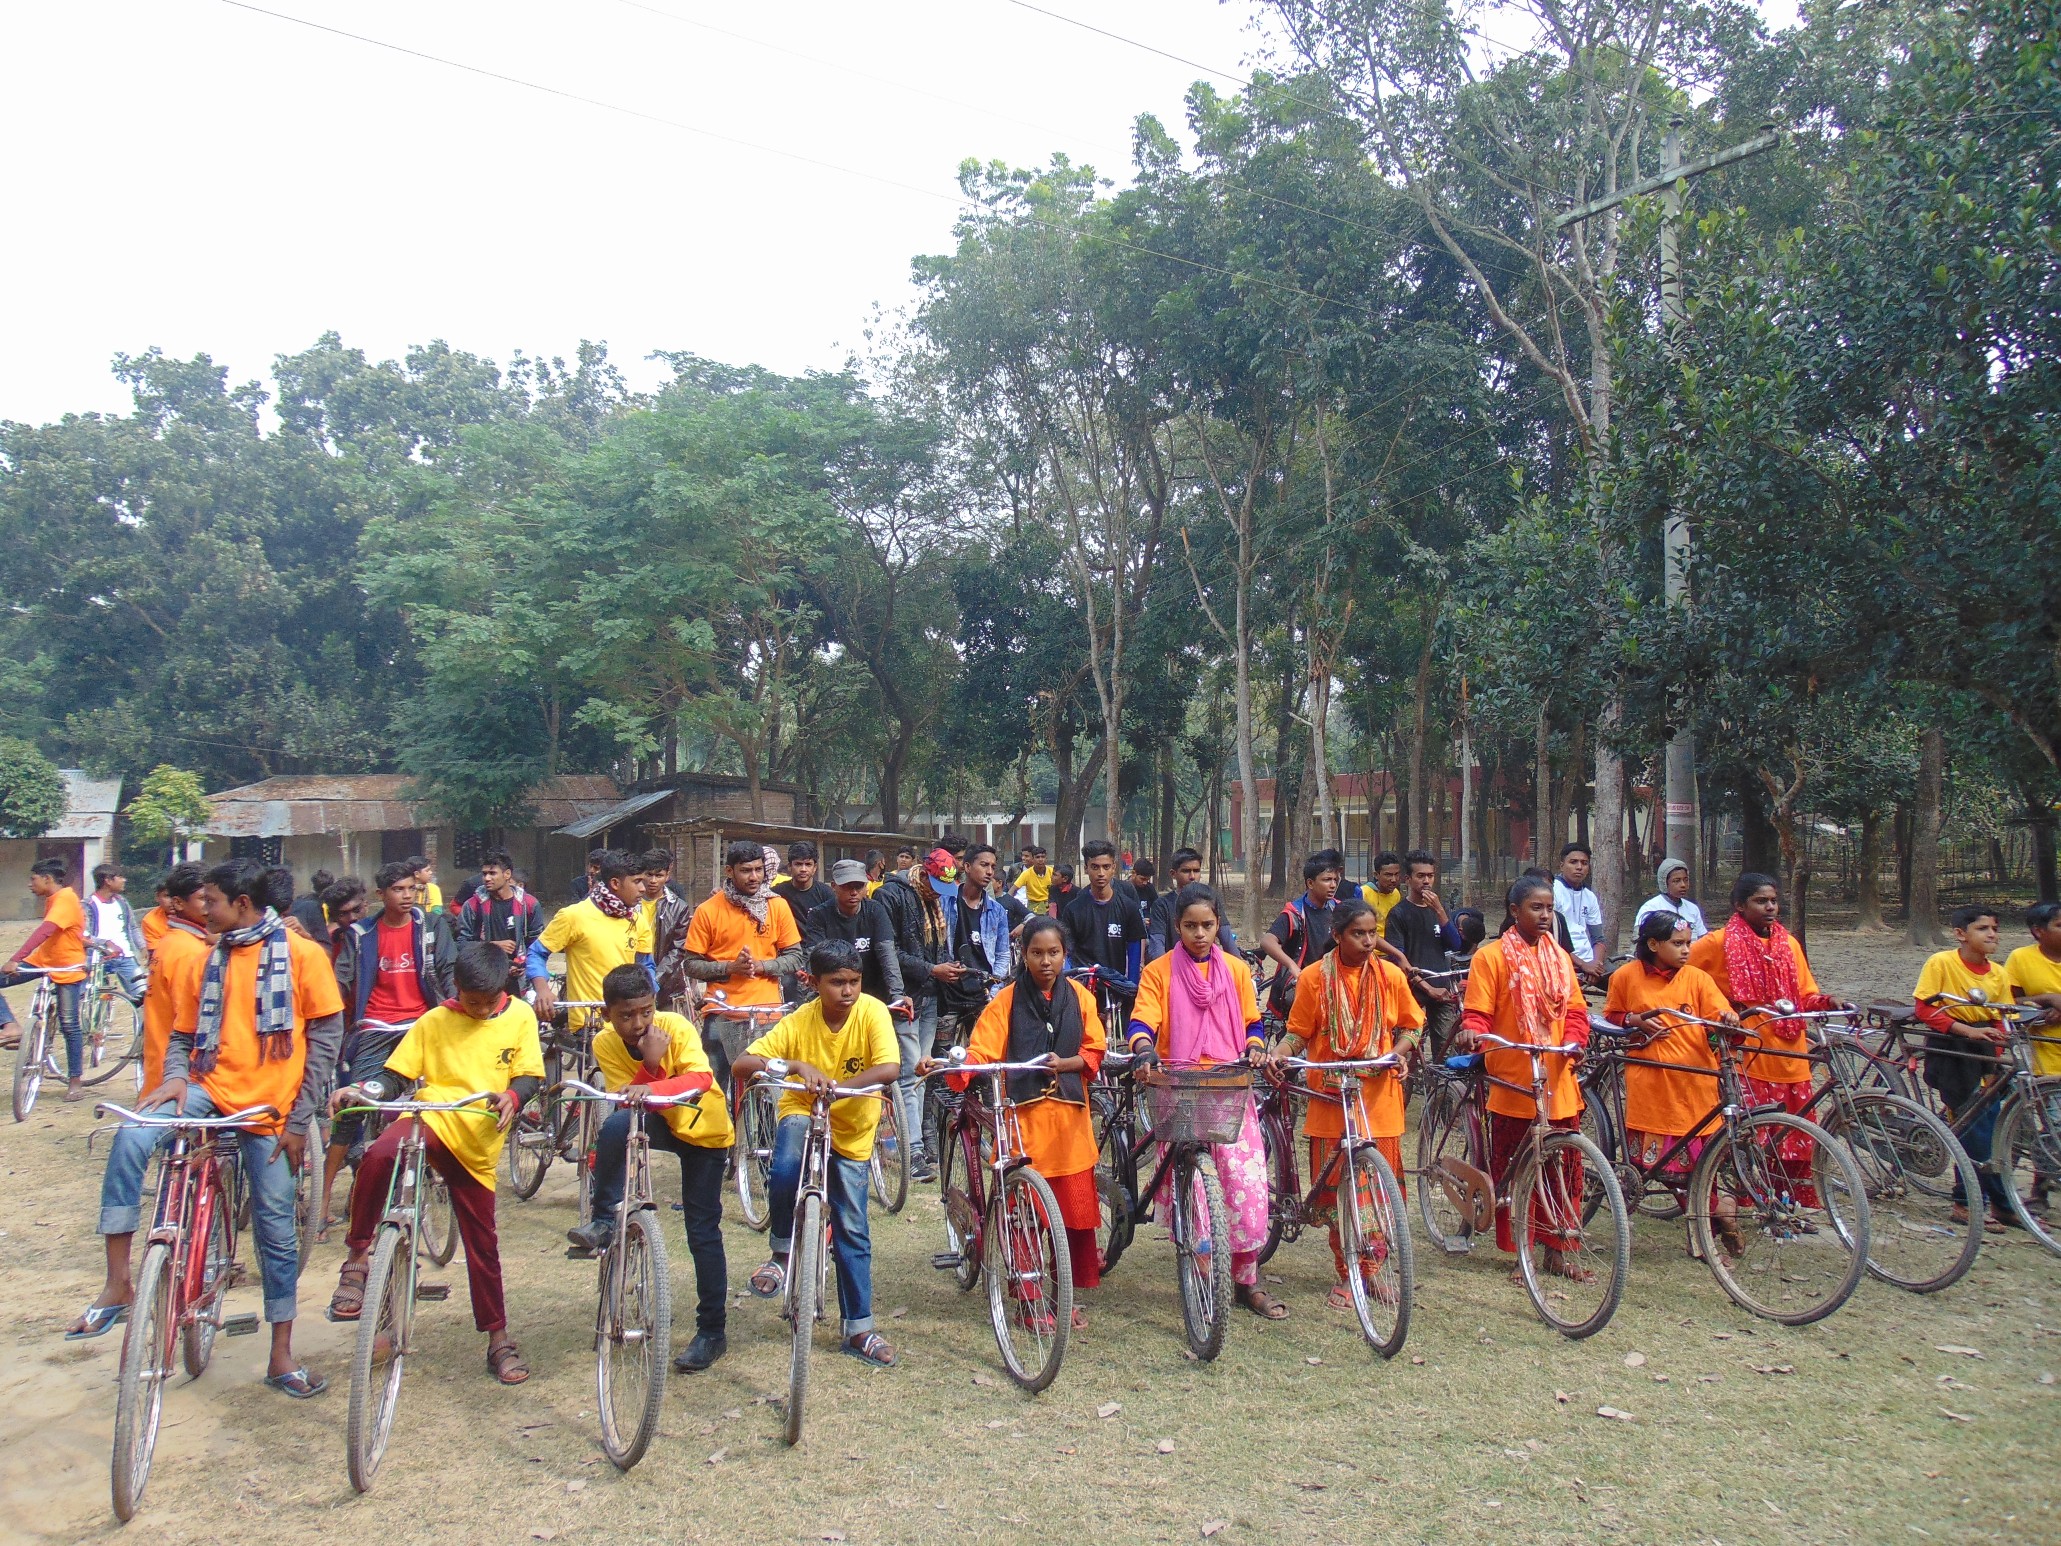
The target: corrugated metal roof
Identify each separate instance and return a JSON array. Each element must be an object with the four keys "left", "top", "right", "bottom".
[
  {"left": 46, "top": 770, "right": 122, "bottom": 840},
  {"left": 202, "top": 775, "right": 624, "bottom": 837},
  {"left": 553, "top": 787, "right": 677, "bottom": 840}
]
